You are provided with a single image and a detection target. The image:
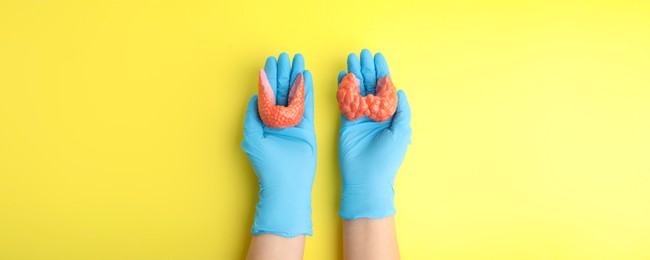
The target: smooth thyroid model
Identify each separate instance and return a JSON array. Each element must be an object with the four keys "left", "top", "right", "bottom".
[
  {"left": 337, "top": 73, "right": 398, "bottom": 122},
  {"left": 257, "top": 69, "right": 305, "bottom": 128}
]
